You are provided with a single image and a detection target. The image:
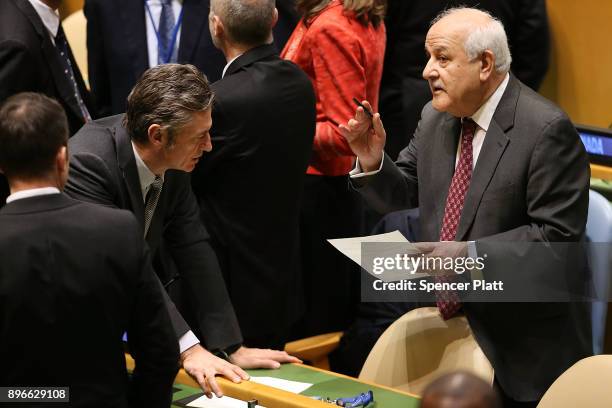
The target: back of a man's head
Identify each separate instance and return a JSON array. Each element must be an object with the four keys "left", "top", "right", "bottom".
[
  {"left": 420, "top": 371, "right": 501, "bottom": 408},
  {"left": 124, "top": 63, "right": 214, "bottom": 145},
  {"left": 0, "top": 92, "right": 68, "bottom": 182},
  {"left": 211, "top": 0, "right": 276, "bottom": 47}
]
